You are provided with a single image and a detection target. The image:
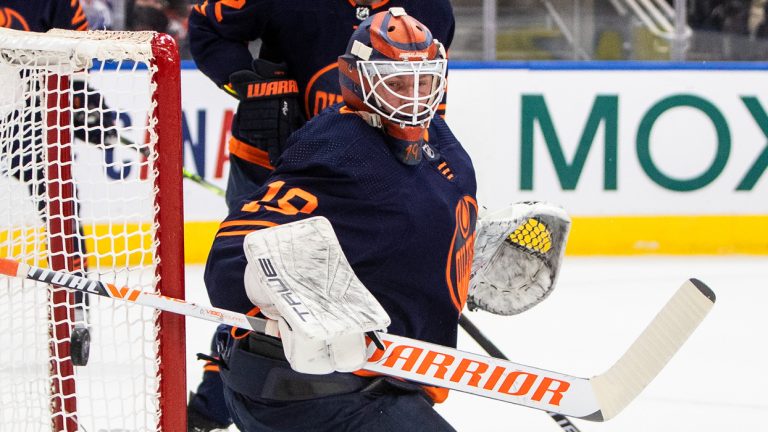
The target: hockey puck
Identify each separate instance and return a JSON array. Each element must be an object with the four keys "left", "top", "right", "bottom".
[{"left": 70, "top": 327, "right": 91, "bottom": 366}]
